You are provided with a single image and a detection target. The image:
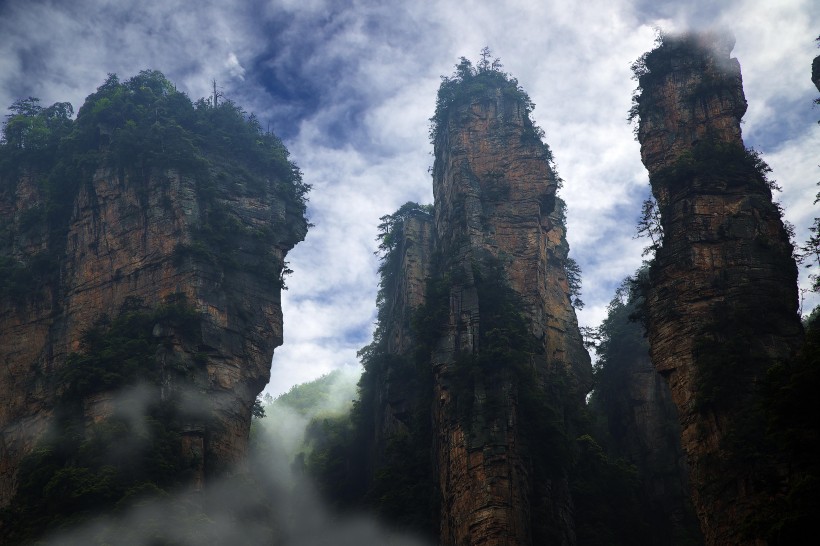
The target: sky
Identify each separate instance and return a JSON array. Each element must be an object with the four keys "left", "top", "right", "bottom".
[{"left": 1, "top": 0, "right": 818, "bottom": 397}]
